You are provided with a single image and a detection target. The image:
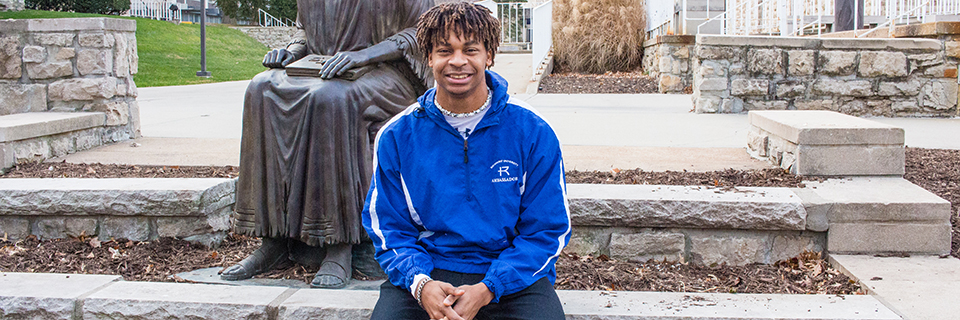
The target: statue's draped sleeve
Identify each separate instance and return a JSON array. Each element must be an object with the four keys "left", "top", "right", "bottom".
[{"left": 379, "top": 0, "right": 435, "bottom": 90}]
